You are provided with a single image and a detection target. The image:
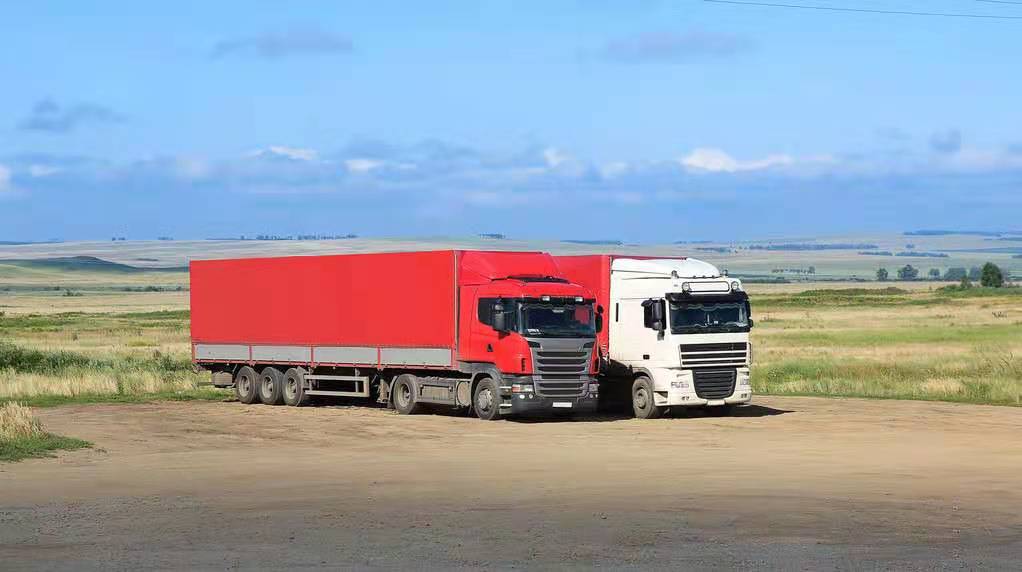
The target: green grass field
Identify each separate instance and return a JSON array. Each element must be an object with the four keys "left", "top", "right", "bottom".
[{"left": 749, "top": 286, "right": 1022, "bottom": 406}]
